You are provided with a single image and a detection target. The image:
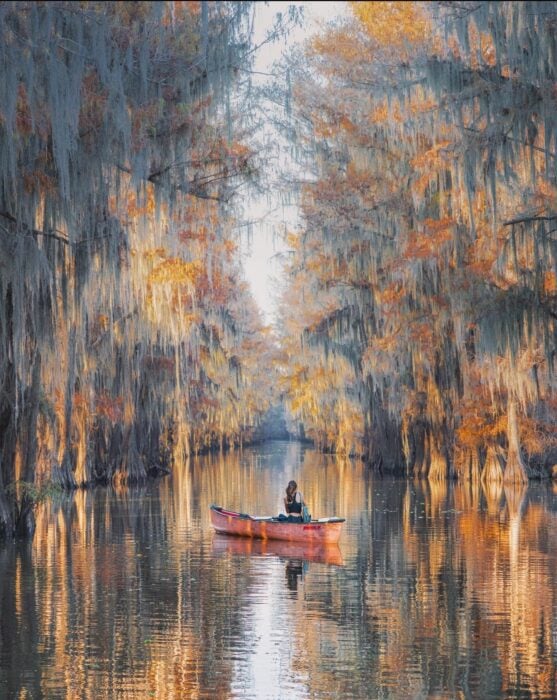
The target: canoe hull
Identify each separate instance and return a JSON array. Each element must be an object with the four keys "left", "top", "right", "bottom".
[{"left": 210, "top": 506, "right": 344, "bottom": 545}]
